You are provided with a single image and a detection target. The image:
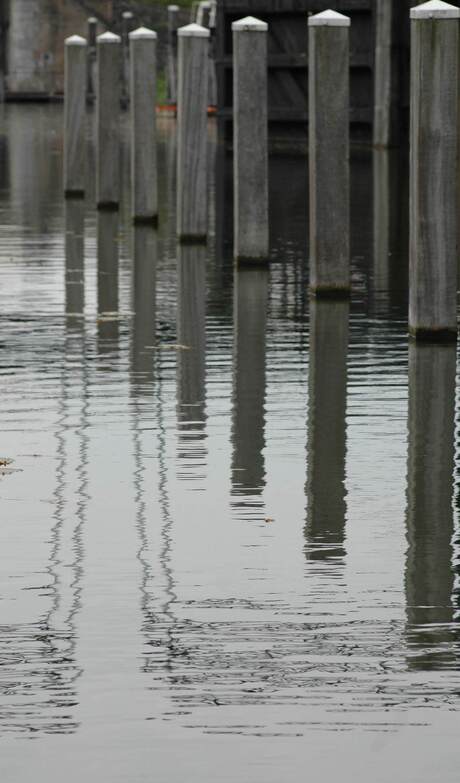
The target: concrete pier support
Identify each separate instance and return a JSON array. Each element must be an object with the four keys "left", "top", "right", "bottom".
[
  {"left": 167, "top": 5, "right": 180, "bottom": 104},
  {"left": 96, "top": 31, "right": 121, "bottom": 210},
  {"left": 129, "top": 27, "right": 158, "bottom": 224},
  {"left": 232, "top": 17, "right": 269, "bottom": 264},
  {"left": 308, "top": 10, "right": 350, "bottom": 296},
  {"left": 176, "top": 23, "right": 209, "bottom": 242},
  {"left": 64, "top": 35, "right": 87, "bottom": 198},
  {"left": 409, "top": 1, "right": 459, "bottom": 341}
]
